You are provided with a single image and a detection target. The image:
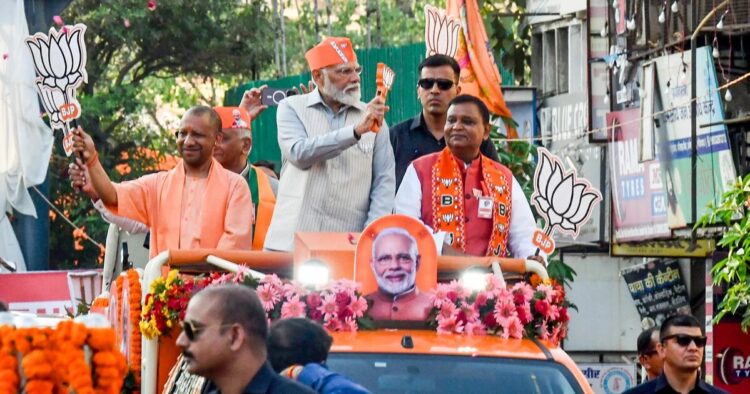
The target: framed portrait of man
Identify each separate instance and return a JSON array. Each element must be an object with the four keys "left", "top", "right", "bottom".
[{"left": 355, "top": 214, "right": 437, "bottom": 323}]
